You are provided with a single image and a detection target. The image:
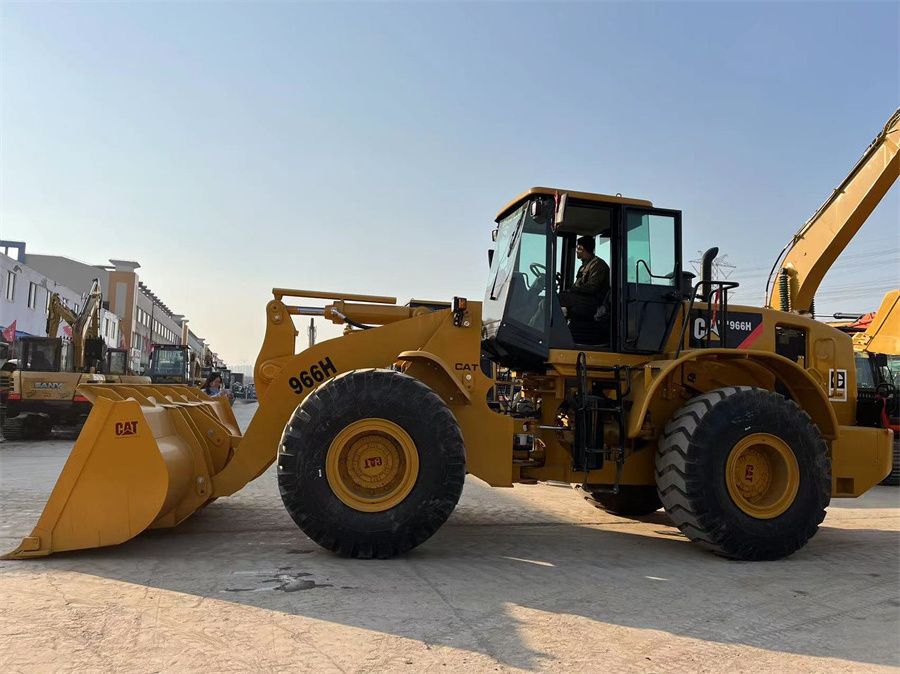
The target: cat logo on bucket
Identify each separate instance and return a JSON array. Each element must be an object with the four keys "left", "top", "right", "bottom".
[{"left": 115, "top": 420, "right": 138, "bottom": 437}]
